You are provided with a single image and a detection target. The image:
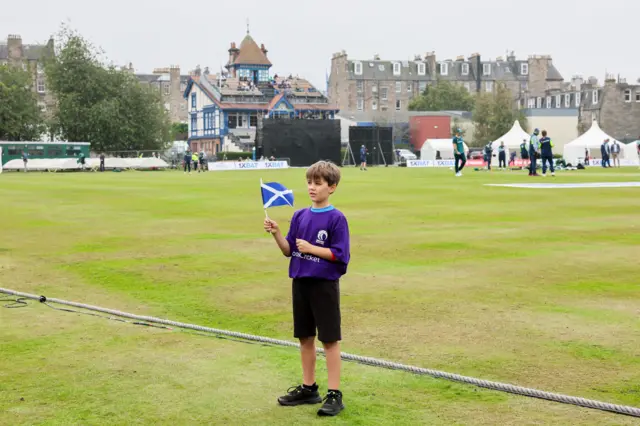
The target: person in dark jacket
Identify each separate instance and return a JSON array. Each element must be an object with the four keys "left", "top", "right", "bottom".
[
  {"left": 498, "top": 141, "right": 507, "bottom": 169},
  {"left": 183, "top": 150, "right": 192, "bottom": 174},
  {"left": 600, "top": 139, "right": 610, "bottom": 168},
  {"left": 539, "top": 130, "right": 555, "bottom": 177},
  {"left": 483, "top": 142, "right": 493, "bottom": 170}
]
